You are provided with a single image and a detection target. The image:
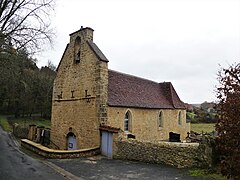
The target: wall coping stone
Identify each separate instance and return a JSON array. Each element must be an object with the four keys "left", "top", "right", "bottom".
[
  {"left": 123, "top": 139, "right": 199, "bottom": 148},
  {"left": 21, "top": 139, "right": 100, "bottom": 158},
  {"left": 157, "top": 141, "right": 199, "bottom": 147}
]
